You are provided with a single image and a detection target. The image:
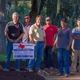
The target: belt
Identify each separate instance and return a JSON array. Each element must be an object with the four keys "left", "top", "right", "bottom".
[{"left": 35, "top": 41, "right": 44, "bottom": 43}]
